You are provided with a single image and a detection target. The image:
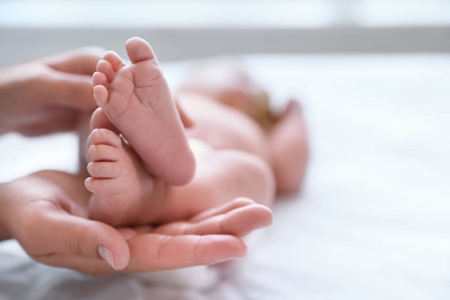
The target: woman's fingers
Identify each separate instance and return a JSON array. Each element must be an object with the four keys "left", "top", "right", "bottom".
[
  {"left": 36, "top": 254, "right": 115, "bottom": 277},
  {"left": 189, "top": 197, "right": 256, "bottom": 222},
  {"left": 15, "top": 108, "right": 79, "bottom": 136},
  {"left": 43, "top": 47, "right": 105, "bottom": 75},
  {"left": 187, "top": 204, "right": 273, "bottom": 237},
  {"left": 42, "top": 48, "right": 107, "bottom": 111},
  {"left": 49, "top": 71, "right": 99, "bottom": 111},
  {"left": 154, "top": 200, "right": 273, "bottom": 237},
  {"left": 36, "top": 233, "right": 246, "bottom": 276},
  {"left": 125, "top": 233, "right": 246, "bottom": 272}
]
